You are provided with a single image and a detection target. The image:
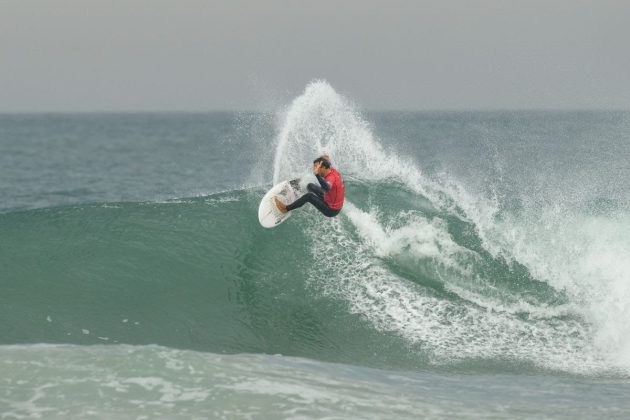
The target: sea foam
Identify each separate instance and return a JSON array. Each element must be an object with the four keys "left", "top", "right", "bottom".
[{"left": 270, "top": 80, "right": 630, "bottom": 374}]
